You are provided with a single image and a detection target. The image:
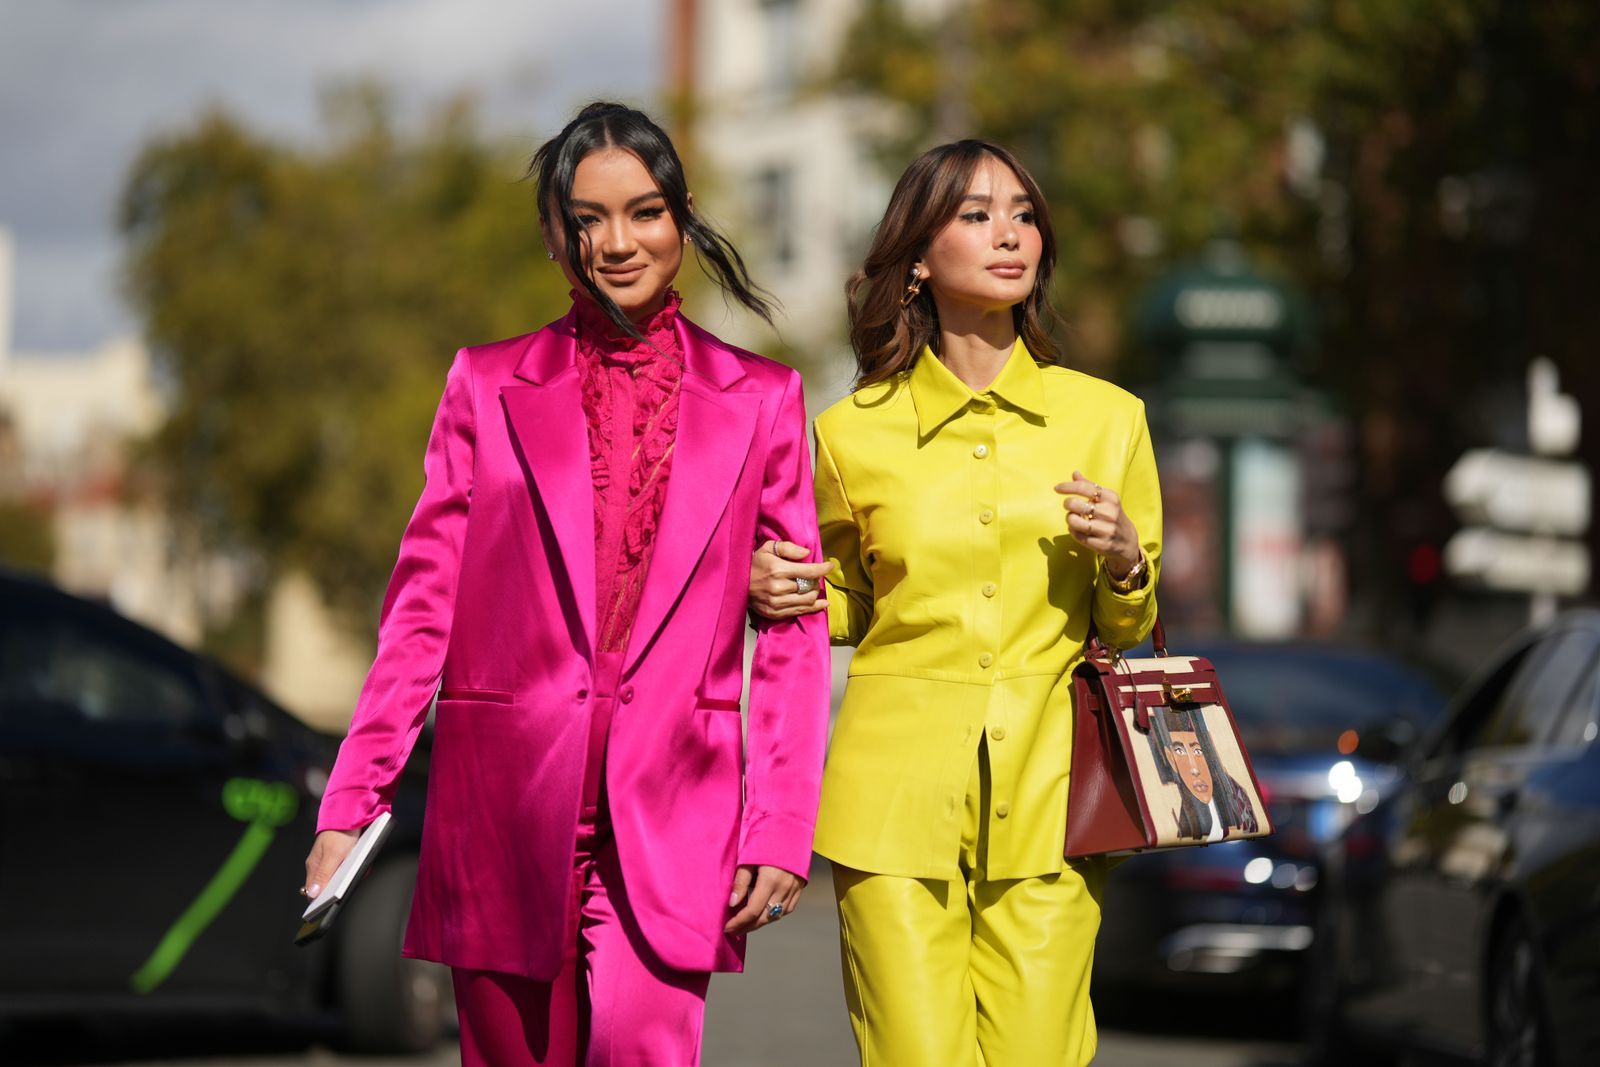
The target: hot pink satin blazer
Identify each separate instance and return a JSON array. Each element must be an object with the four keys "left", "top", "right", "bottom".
[{"left": 316, "top": 307, "right": 830, "bottom": 979}]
